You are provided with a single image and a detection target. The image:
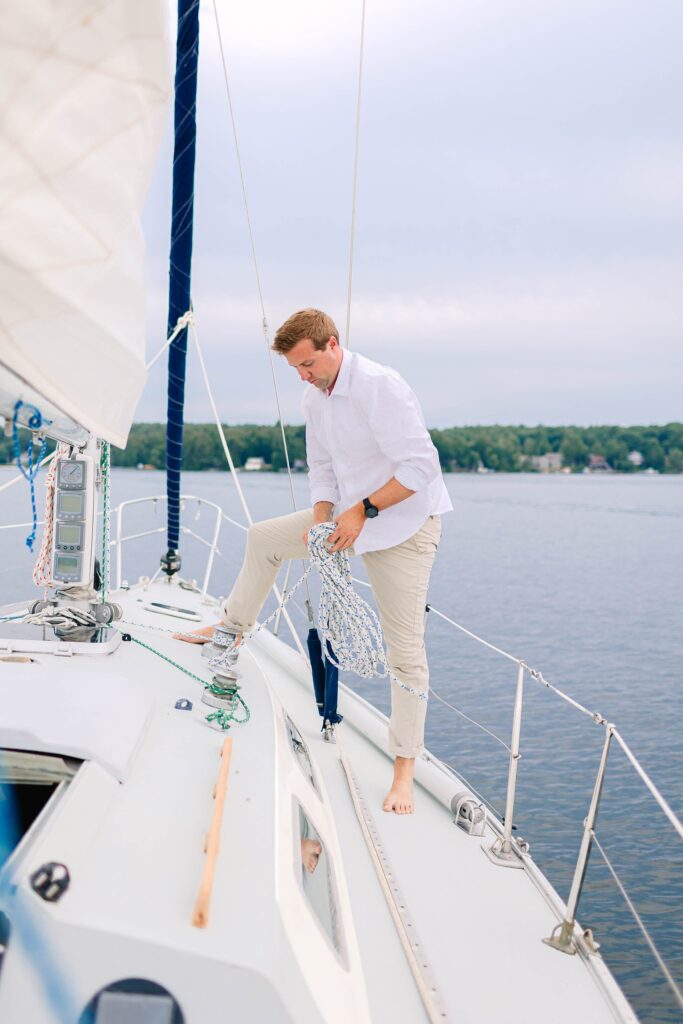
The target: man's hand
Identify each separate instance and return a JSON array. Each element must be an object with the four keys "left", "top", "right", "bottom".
[
  {"left": 326, "top": 502, "right": 365, "bottom": 552},
  {"left": 303, "top": 501, "right": 334, "bottom": 545}
]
